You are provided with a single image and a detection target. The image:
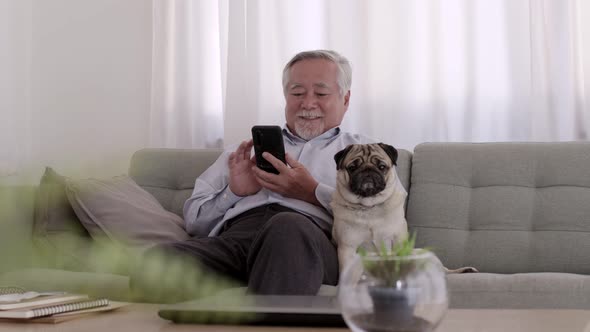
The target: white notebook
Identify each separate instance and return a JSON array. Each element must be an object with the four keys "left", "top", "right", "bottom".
[
  {"left": 0, "top": 298, "right": 110, "bottom": 319},
  {"left": 0, "top": 292, "right": 89, "bottom": 311}
]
